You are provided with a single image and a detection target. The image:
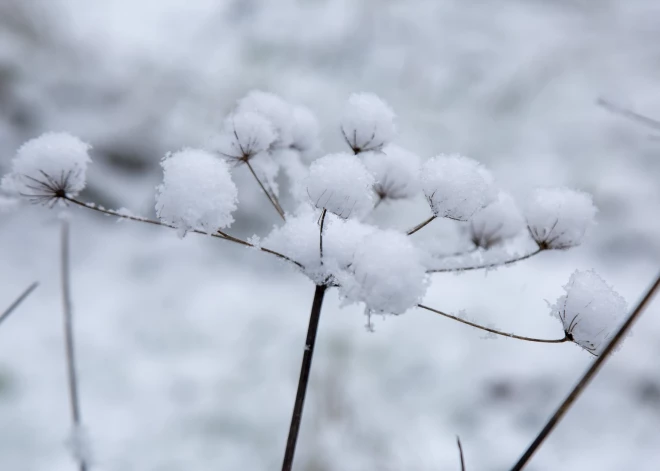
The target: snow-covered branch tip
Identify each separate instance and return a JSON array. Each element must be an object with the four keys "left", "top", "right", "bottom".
[{"left": 0, "top": 282, "right": 39, "bottom": 326}]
